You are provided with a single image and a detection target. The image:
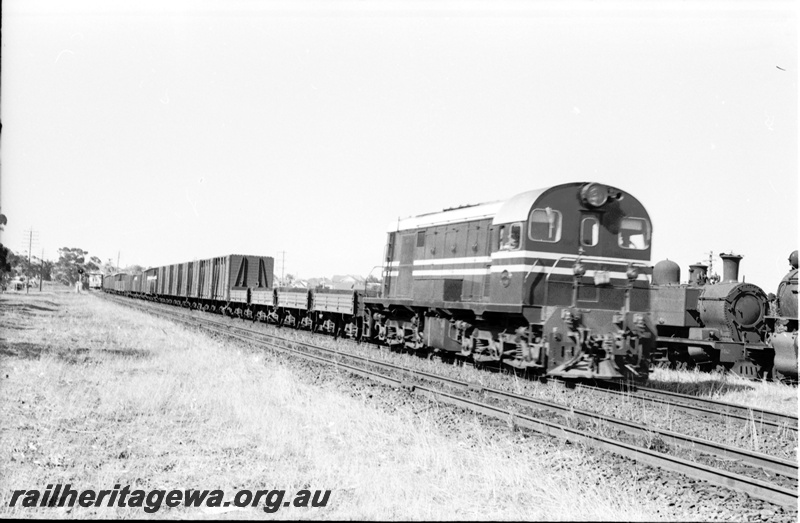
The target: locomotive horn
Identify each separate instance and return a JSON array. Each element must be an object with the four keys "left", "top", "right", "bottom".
[{"left": 719, "top": 252, "right": 743, "bottom": 283}]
